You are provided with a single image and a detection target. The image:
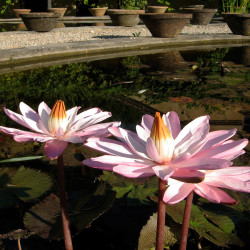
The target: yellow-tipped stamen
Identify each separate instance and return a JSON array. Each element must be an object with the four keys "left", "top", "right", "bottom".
[
  {"left": 150, "top": 112, "right": 174, "bottom": 163},
  {"left": 48, "top": 100, "right": 68, "bottom": 135}
]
